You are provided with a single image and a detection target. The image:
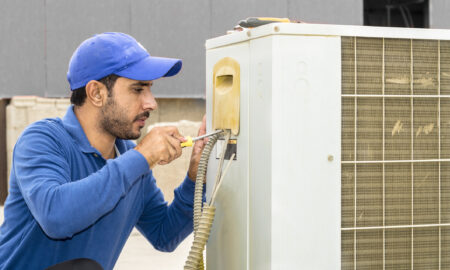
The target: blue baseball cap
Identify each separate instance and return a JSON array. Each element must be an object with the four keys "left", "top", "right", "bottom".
[{"left": 67, "top": 32, "right": 182, "bottom": 90}]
